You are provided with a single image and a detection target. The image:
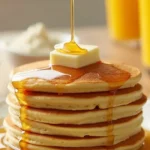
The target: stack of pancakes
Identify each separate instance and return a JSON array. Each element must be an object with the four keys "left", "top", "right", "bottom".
[{"left": 4, "top": 60, "right": 146, "bottom": 150}]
